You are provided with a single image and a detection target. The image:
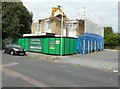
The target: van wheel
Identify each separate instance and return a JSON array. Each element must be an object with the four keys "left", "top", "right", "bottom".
[{"left": 10, "top": 50, "right": 14, "bottom": 55}]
